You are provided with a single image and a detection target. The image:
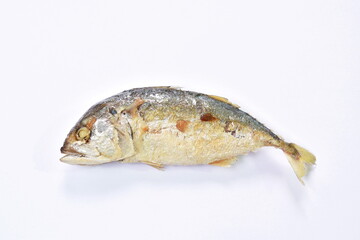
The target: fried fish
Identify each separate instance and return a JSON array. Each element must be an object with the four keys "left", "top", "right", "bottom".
[{"left": 60, "top": 87, "right": 316, "bottom": 183}]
